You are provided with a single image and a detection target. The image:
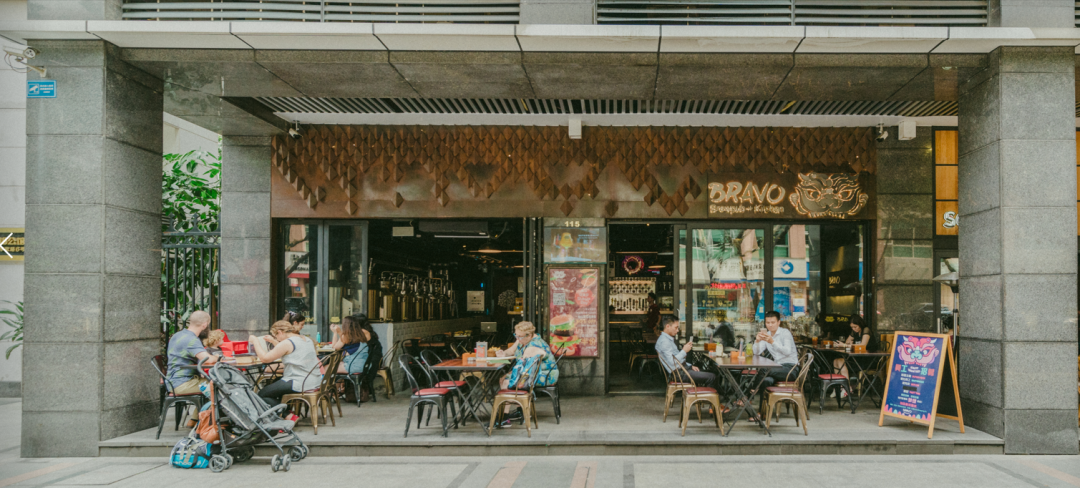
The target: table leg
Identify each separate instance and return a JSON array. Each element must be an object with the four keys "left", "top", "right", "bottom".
[{"left": 719, "top": 368, "right": 772, "bottom": 437}]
